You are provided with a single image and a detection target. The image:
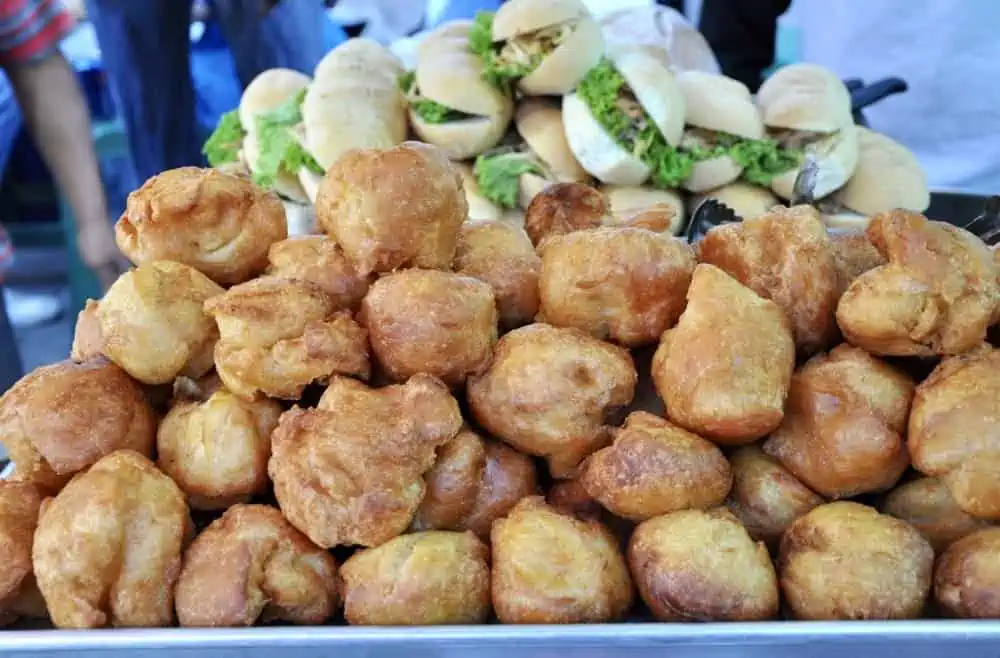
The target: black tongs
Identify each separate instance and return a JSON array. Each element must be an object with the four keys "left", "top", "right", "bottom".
[
  {"left": 963, "top": 196, "right": 1000, "bottom": 246},
  {"left": 844, "top": 77, "right": 908, "bottom": 126}
]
